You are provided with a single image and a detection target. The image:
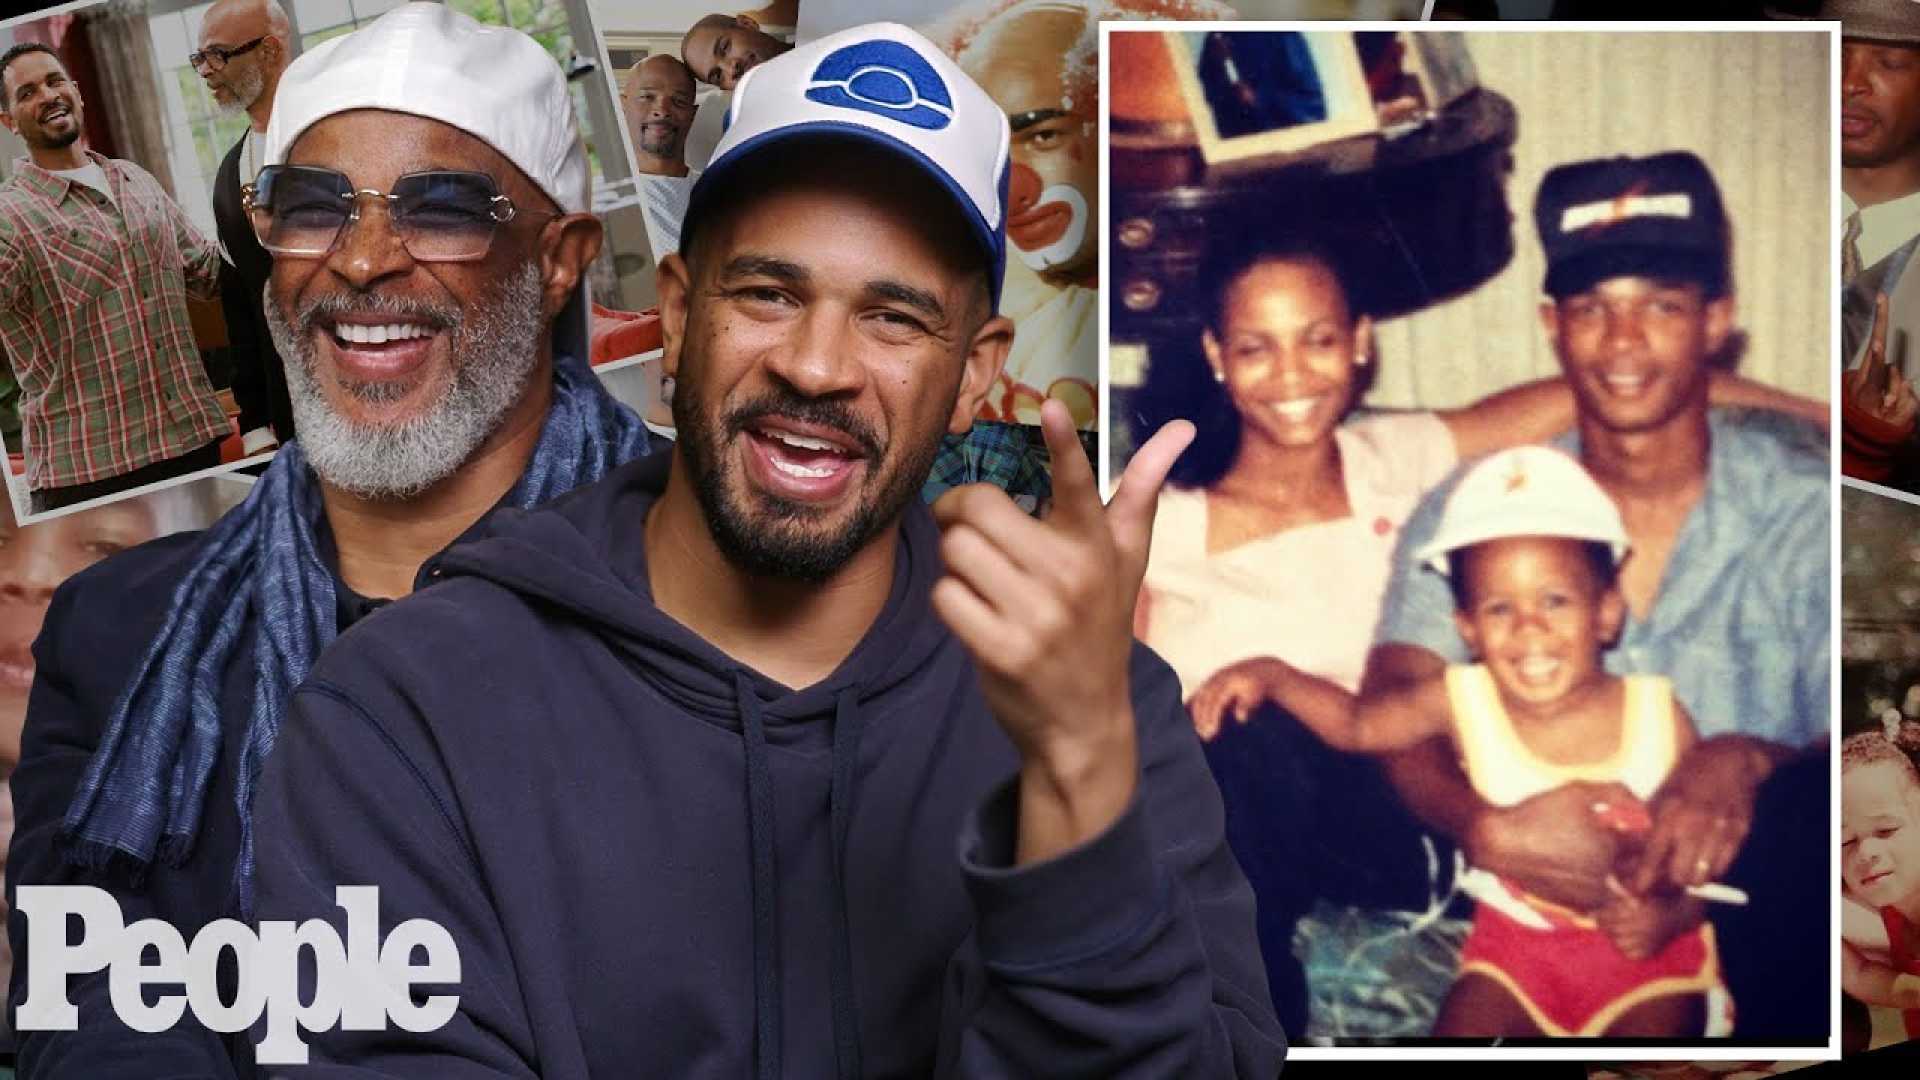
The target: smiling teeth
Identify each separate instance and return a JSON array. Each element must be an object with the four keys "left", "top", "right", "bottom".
[
  {"left": 771, "top": 431, "right": 840, "bottom": 452},
  {"left": 771, "top": 458, "right": 835, "bottom": 479},
  {"left": 1271, "top": 398, "right": 1319, "bottom": 423},
  {"left": 334, "top": 323, "right": 431, "bottom": 345},
  {"left": 1518, "top": 657, "right": 1559, "bottom": 681},
  {"left": 1604, "top": 374, "right": 1648, "bottom": 391}
]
